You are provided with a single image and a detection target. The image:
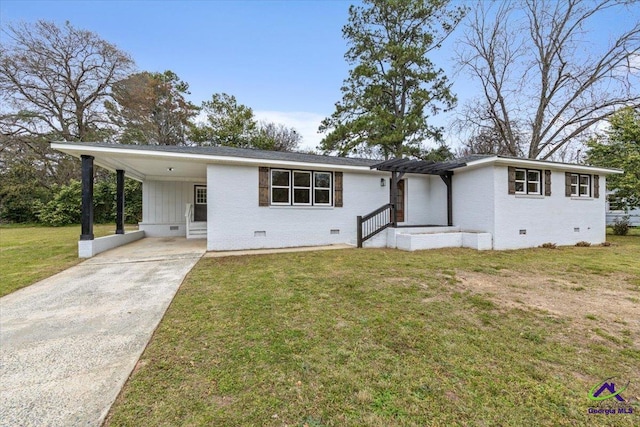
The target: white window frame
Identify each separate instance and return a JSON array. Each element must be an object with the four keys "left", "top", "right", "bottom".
[
  {"left": 269, "top": 169, "right": 333, "bottom": 207},
  {"left": 270, "top": 169, "right": 291, "bottom": 205},
  {"left": 313, "top": 171, "right": 332, "bottom": 206},
  {"left": 195, "top": 186, "right": 207, "bottom": 205},
  {"left": 293, "top": 170, "right": 312, "bottom": 206},
  {"left": 515, "top": 168, "right": 542, "bottom": 195},
  {"left": 571, "top": 173, "right": 591, "bottom": 197}
]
